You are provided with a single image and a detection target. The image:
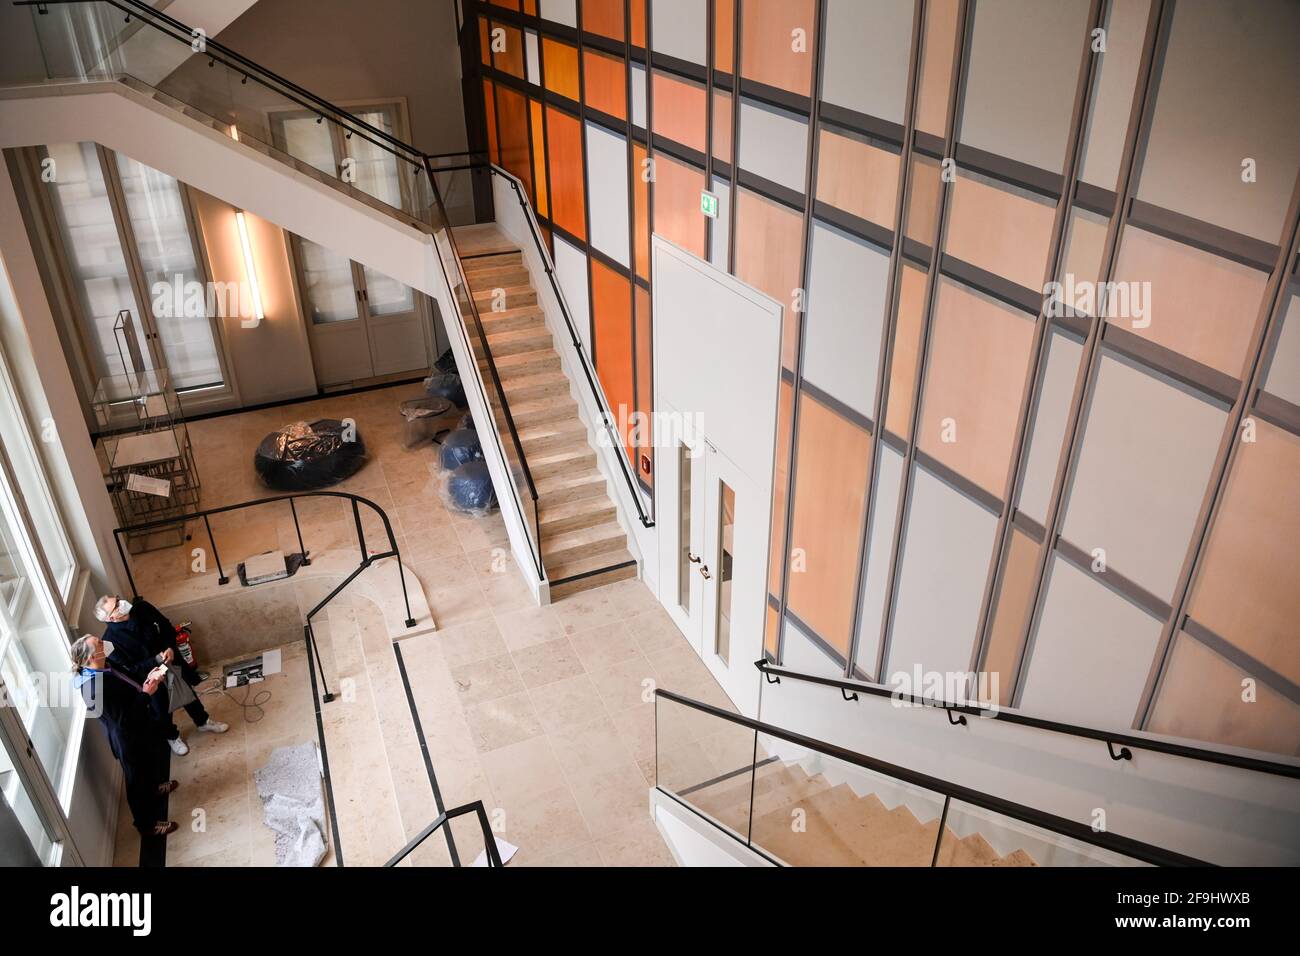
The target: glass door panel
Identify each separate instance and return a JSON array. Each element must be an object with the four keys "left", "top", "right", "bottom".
[
  {"left": 300, "top": 240, "right": 360, "bottom": 325},
  {"left": 360, "top": 267, "right": 415, "bottom": 317},
  {"left": 715, "top": 479, "right": 736, "bottom": 666},
  {"left": 678, "top": 442, "right": 694, "bottom": 613},
  {"left": 43, "top": 142, "right": 144, "bottom": 379},
  {"left": 113, "top": 153, "right": 222, "bottom": 389}
]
